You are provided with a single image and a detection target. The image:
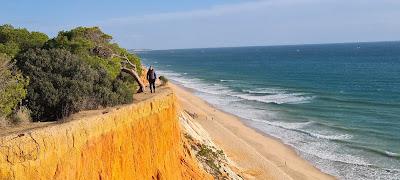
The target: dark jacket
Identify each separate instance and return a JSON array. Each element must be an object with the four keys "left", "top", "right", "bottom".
[{"left": 147, "top": 69, "right": 157, "bottom": 80}]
